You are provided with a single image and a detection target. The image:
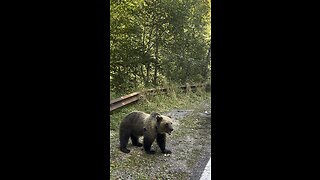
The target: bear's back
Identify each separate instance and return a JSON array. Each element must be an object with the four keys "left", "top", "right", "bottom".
[{"left": 120, "top": 111, "right": 149, "bottom": 136}]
